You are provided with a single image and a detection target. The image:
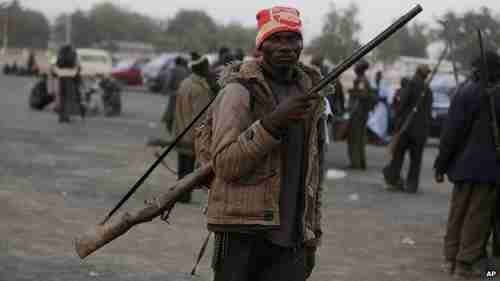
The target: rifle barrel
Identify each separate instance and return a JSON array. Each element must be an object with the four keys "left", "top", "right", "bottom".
[{"left": 309, "top": 4, "right": 423, "bottom": 95}]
